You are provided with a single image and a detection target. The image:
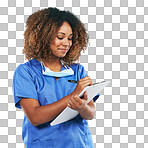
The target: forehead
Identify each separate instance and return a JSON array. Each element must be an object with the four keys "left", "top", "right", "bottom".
[{"left": 57, "top": 22, "right": 72, "bottom": 34}]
